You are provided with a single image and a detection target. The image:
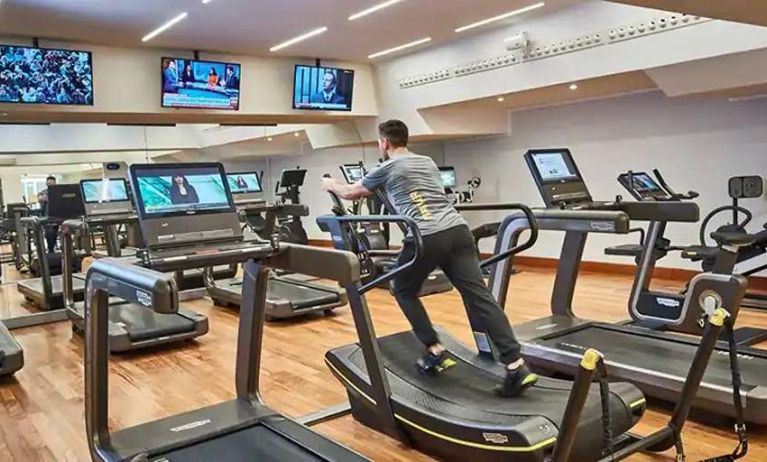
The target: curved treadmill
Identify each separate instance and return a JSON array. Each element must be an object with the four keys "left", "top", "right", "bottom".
[
  {"left": 487, "top": 209, "right": 767, "bottom": 424},
  {"left": 318, "top": 212, "right": 691, "bottom": 462},
  {"left": 327, "top": 329, "right": 644, "bottom": 462},
  {"left": 61, "top": 220, "right": 208, "bottom": 352}
]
